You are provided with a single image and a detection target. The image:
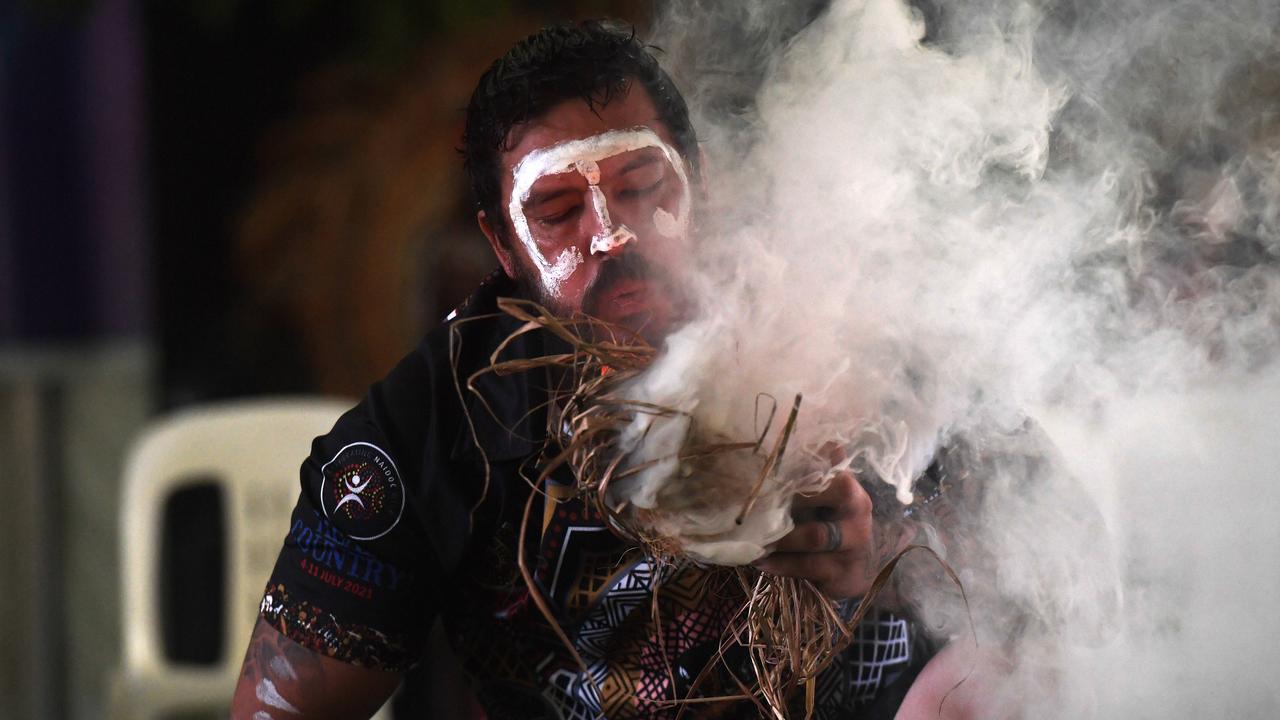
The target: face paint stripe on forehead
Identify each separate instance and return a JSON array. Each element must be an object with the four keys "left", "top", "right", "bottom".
[{"left": 507, "top": 126, "right": 692, "bottom": 297}]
